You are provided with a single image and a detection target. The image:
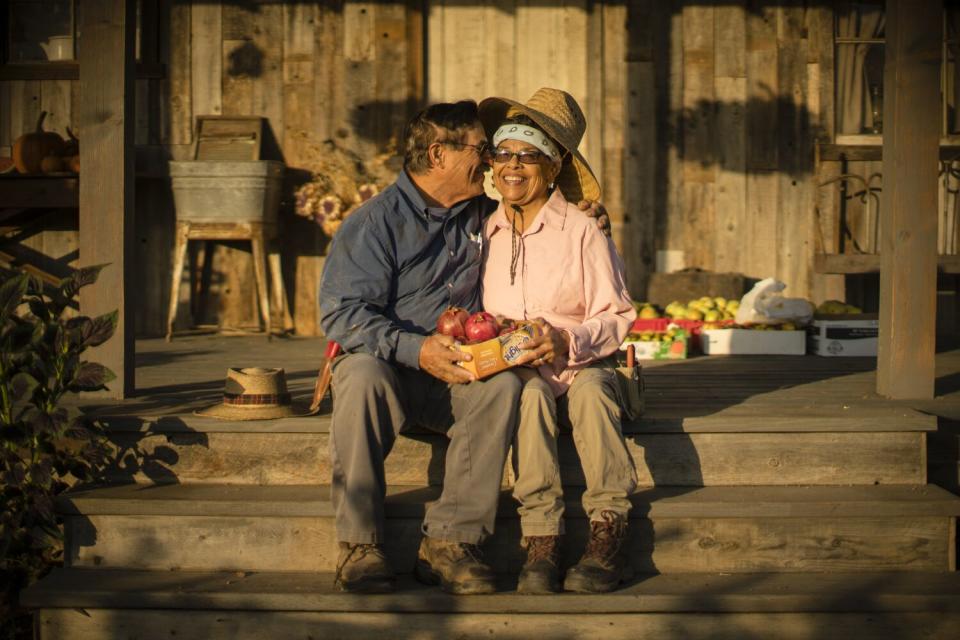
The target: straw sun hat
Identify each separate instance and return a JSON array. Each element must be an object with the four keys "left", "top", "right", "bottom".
[
  {"left": 479, "top": 87, "right": 601, "bottom": 204},
  {"left": 194, "top": 367, "right": 317, "bottom": 420}
]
